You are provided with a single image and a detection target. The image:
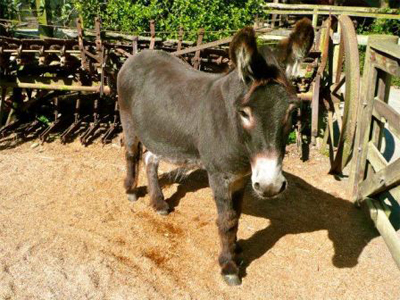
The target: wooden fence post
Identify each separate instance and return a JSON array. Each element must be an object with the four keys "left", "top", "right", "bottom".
[{"left": 366, "top": 198, "right": 400, "bottom": 268}]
